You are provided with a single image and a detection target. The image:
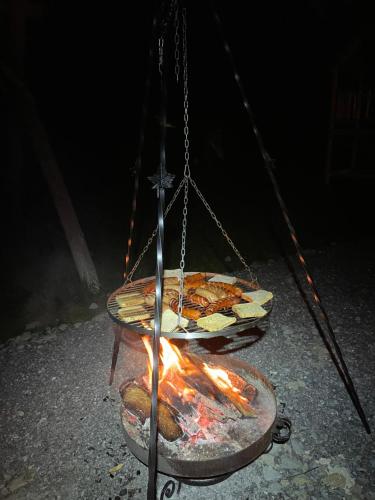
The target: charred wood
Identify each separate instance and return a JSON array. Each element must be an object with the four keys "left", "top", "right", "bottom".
[{"left": 120, "top": 381, "right": 183, "bottom": 442}]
